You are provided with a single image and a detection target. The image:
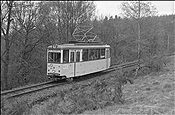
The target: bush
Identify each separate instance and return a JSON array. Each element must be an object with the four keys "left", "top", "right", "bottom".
[
  {"left": 1, "top": 99, "right": 30, "bottom": 115},
  {"left": 144, "top": 55, "right": 169, "bottom": 74},
  {"left": 38, "top": 72, "right": 135, "bottom": 115}
]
